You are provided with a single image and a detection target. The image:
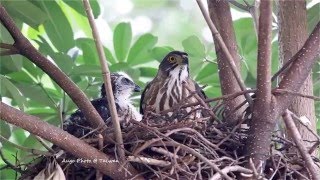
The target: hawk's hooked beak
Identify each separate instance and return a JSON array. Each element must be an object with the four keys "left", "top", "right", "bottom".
[
  {"left": 134, "top": 84, "right": 141, "bottom": 92},
  {"left": 181, "top": 54, "right": 188, "bottom": 65}
]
